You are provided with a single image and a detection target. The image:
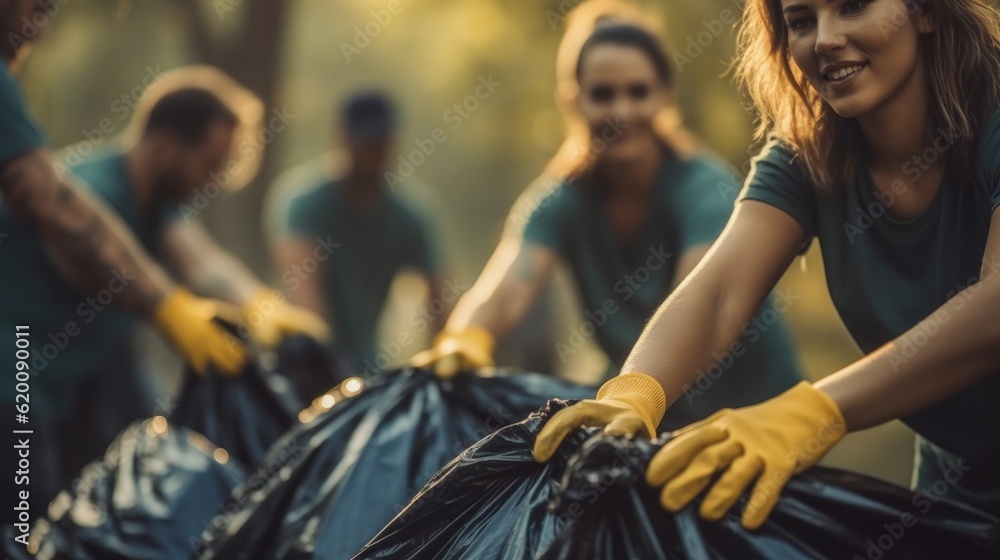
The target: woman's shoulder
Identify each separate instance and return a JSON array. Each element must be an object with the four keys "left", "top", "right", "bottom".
[
  {"left": 741, "top": 135, "right": 813, "bottom": 191},
  {"left": 669, "top": 150, "right": 741, "bottom": 190},
  {"left": 655, "top": 151, "right": 737, "bottom": 213},
  {"left": 751, "top": 135, "right": 801, "bottom": 167},
  {"left": 515, "top": 173, "right": 582, "bottom": 211},
  {"left": 504, "top": 174, "right": 582, "bottom": 236}
]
